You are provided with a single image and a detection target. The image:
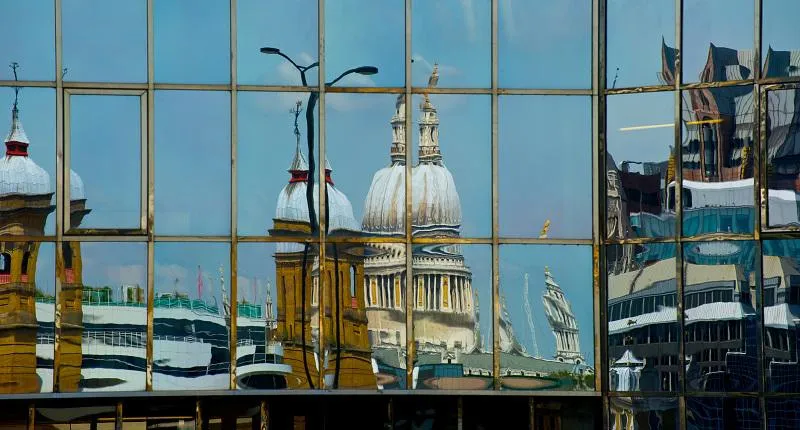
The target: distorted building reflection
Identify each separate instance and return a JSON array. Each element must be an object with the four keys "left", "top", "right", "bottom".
[{"left": 0, "top": 90, "right": 55, "bottom": 393}]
